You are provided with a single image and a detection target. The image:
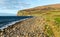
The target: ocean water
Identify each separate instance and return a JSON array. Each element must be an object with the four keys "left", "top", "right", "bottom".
[{"left": 0, "top": 16, "right": 33, "bottom": 30}]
